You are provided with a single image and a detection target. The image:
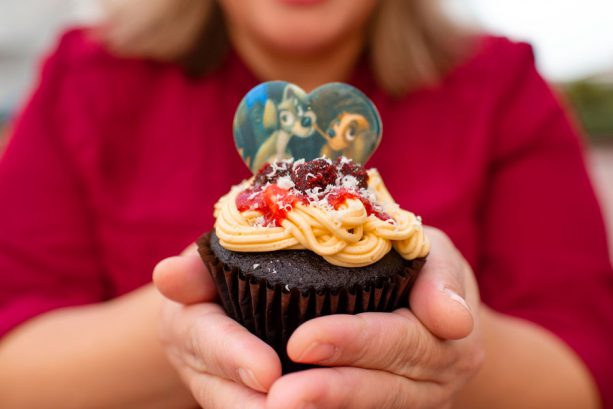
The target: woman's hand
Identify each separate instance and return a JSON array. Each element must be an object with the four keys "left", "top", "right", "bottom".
[
  {"left": 154, "top": 228, "right": 484, "bottom": 409},
  {"left": 154, "top": 246, "right": 282, "bottom": 409},
  {"left": 266, "top": 227, "right": 484, "bottom": 409}
]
